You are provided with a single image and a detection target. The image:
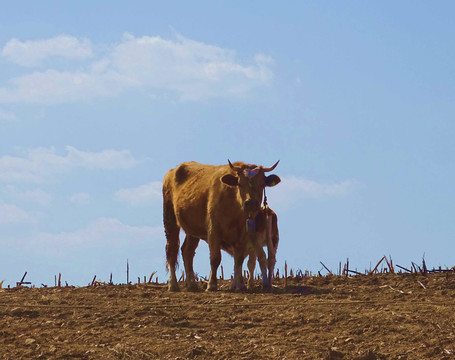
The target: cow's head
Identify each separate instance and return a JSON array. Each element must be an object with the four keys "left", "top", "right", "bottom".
[{"left": 221, "top": 160, "right": 281, "bottom": 218}]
